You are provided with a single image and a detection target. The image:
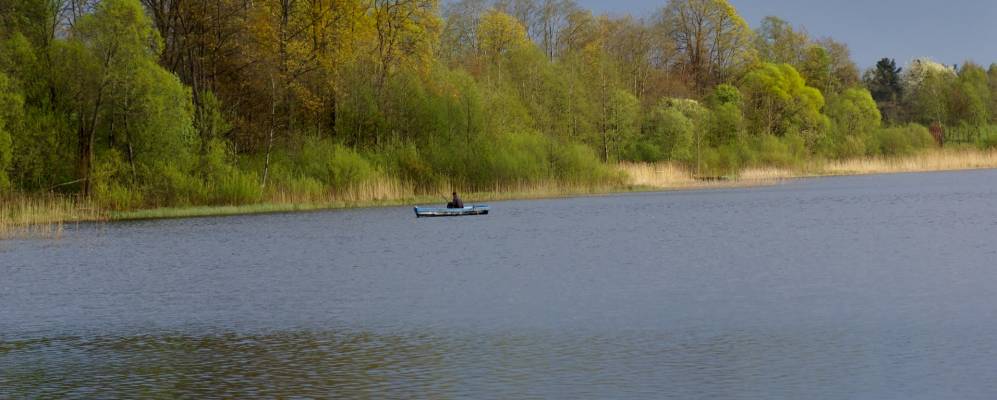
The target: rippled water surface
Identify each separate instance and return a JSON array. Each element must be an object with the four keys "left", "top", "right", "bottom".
[{"left": 4, "top": 170, "right": 997, "bottom": 398}]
